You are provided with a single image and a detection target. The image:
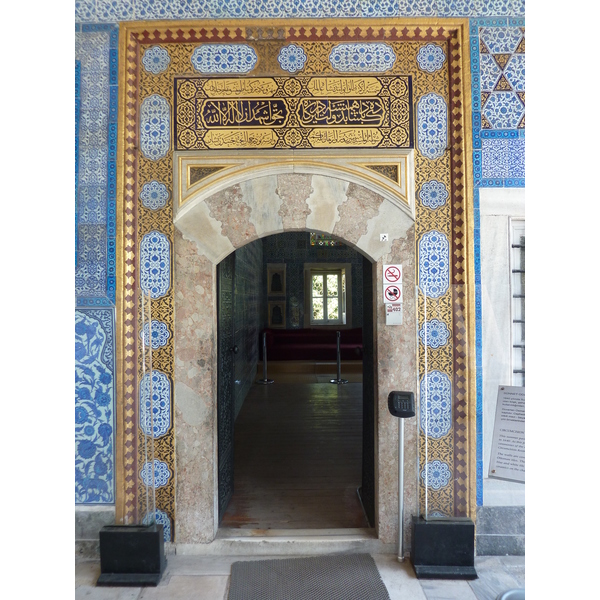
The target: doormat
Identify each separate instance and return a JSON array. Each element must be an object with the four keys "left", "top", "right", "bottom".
[{"left": 227, "top": 553, "right": 391, "bottom": 600}]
